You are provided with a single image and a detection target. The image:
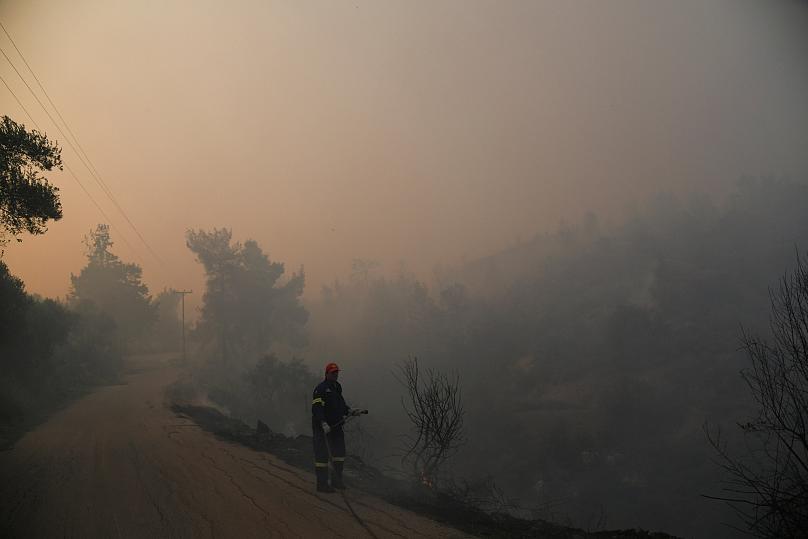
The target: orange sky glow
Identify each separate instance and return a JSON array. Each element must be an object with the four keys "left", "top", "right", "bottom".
[{"left": 1, "top": 0, "right": 807, "bottom": 318}]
